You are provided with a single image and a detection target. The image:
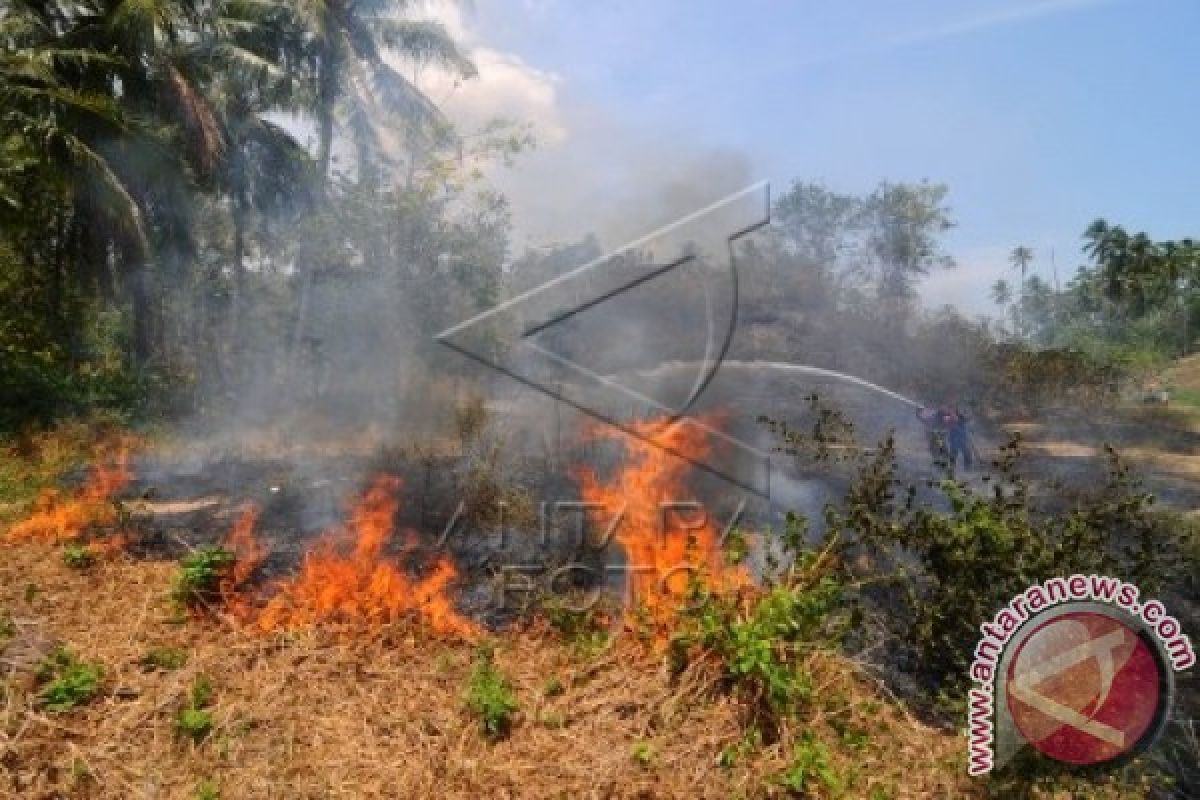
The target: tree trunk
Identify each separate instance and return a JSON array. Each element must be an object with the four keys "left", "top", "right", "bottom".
[
  {"left": 129, "top": 263, "right": 152, "bottom": 368},
  {"left": 49, "top": 203, "right": 66, "bottom": 350},
  {"left": 231, "top": 178, "right": 248, "bottom": 371},
  {"left": 291, "top": 43, "right": 336, "bottom": 388},
  {"left": 316, "top": 45, "right": 338, "bottom": 182}
]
